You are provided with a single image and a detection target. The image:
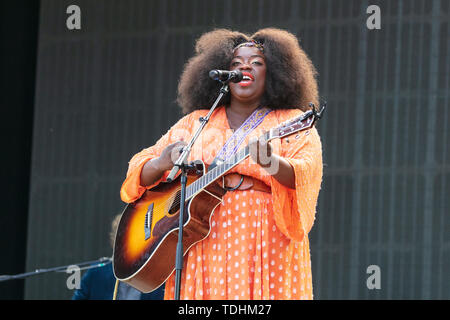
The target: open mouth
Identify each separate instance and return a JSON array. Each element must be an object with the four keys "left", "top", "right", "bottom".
[{"left": 239, "top": 72, "right": 254, "bottom": 86}]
